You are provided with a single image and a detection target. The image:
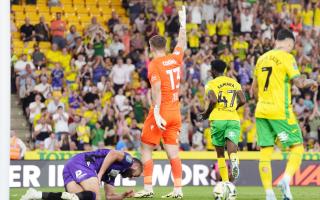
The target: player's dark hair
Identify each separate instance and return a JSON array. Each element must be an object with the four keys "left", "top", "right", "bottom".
[
  {"left": 149, "top": 35, "right": 166, "bottom": 50},
  {"left": 276, "top": 29, "right": 295, "bottom": 41},
  {"left": 211, "top": 59, "right": 227, "bottom": 74},
  {"left": 133, "top": 157, "right": 143, "bottom": 172}
]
